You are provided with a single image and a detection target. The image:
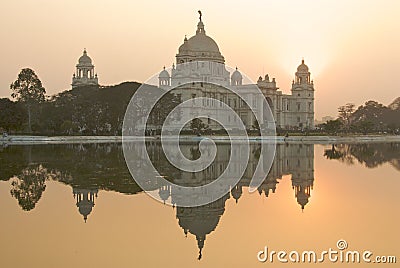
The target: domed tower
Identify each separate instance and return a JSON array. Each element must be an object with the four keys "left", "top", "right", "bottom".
[
  {"left": 176, "top": 193, "right": 229, "bottom": 260},
  {"left": 231, "top": 67, "right": 243, "bottom": 86},
  {"left": 72, "top": 49, "right": 99, "bottom": 88},
  {"left": 291, "top": 174, "right": 314, "bottom": 211},
  {"left": 291, "top": 59, "right": 315, "bottom": 129},
  {"left": 230, "top": 184, "right": 243, "bottom": 203},
  {"left": 175, "top": 11, "right": 224, "bottom": 64},
  {"left": 158, "top": 184, "right": 171, "bottom": 204},
  {"left": 292, "top": 178, "right": 313, "bottom": 211},
  {"left": 171, "top": 11, "right": 230, "bottom": 87},
  {"left": 158, "top": 67, "right": 170, "bottom": 89},
  {"left": 257, "top": 176, "right": 279, "bottom": 198},
  {"left": 288, "top": 144, "right": 314, "bottom": 210},
  {"left": 73, "top": 188, "right": 98, "bottom": 222}
]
